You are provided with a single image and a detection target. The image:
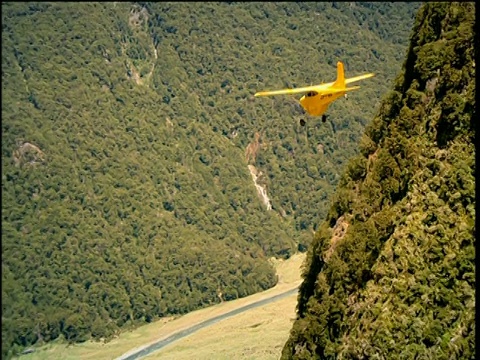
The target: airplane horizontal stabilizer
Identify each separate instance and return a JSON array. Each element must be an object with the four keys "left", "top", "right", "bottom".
[
  {"left": 345, "top": 73, "right": 375, "bottom": 84},
  {"left": 254, "top": 84, "right": 323, "bottom": 97},
  {"left": 324, "top": 86, "right": 361, "bottom": 94},
  {"left": 343, "top": 86, "right": 361, "bottom": 92}
]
